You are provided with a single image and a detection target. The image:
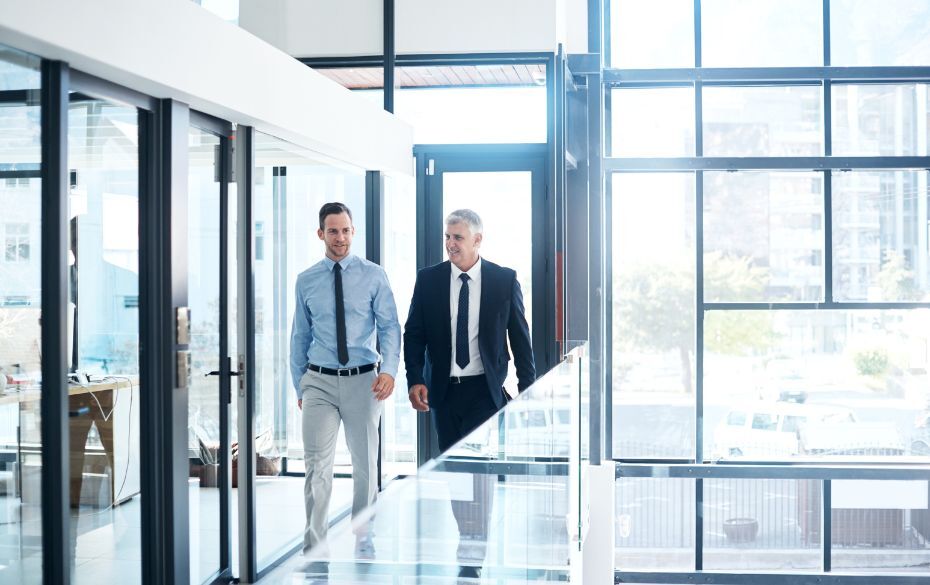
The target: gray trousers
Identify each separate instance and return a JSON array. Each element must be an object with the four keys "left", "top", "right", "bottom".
[{"left": 300, "top": 369, "right": 382, "bottom": 552}]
